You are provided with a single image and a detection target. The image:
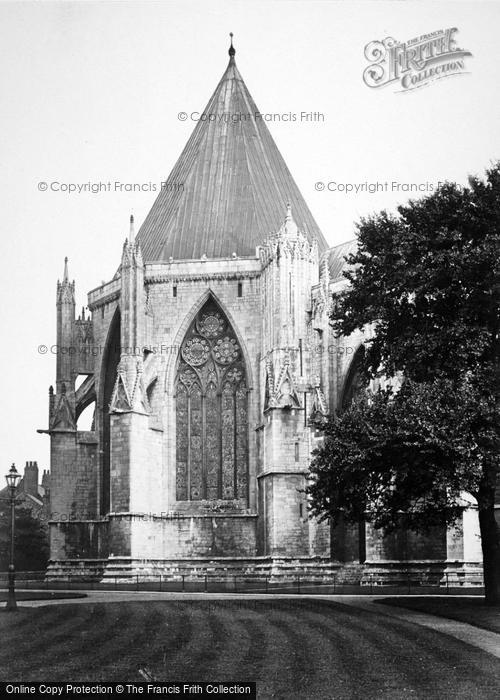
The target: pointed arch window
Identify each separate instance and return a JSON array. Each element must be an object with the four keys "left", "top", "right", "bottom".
[
  {"left": 175, "top": 300, "right": 249, "bottom": 501},
  {"left": 341, "top": 345, "right": 367, "bottom": 411}
]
